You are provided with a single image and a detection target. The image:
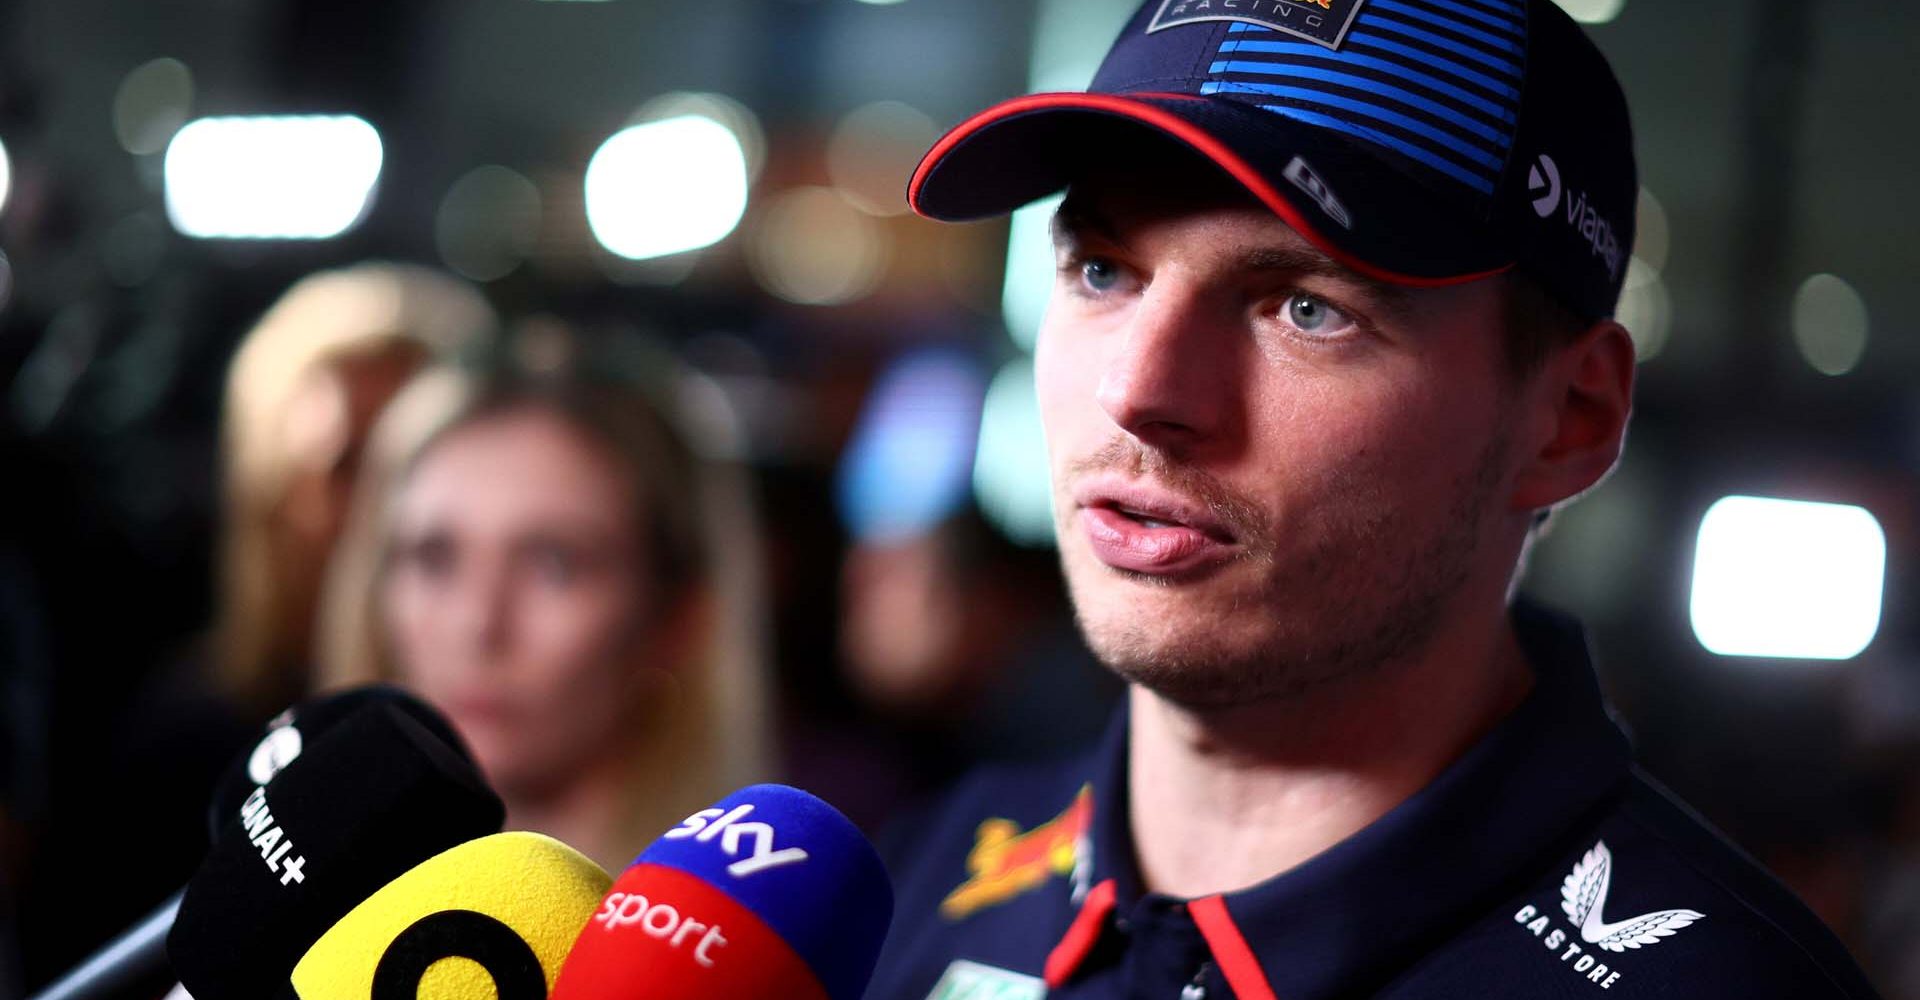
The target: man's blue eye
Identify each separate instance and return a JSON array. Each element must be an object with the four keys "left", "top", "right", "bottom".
[
  {"left": 1287, "top": 293, "right": 1335, "bottom": 332},
  {"left": 1081, "top": 259, "right": 1120, "bottom": 292}
]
